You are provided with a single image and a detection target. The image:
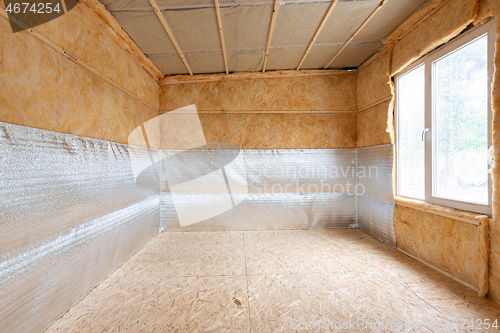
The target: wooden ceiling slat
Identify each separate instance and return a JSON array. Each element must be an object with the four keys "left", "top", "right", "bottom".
[
  {"left": 148, "top": 0, "right": 193, "bottom": 75},
  {"left": 323, "top": 0, "right": 388, "bottom": 69},
  {"left": 262, "top": 0, "right": 280, "bottom": 73},
  {"left": 214, "top": 0, "right": 229, "bottom": 74},
  {"left": 296, "top": 0, "right": 339, "bottom": 70}
]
